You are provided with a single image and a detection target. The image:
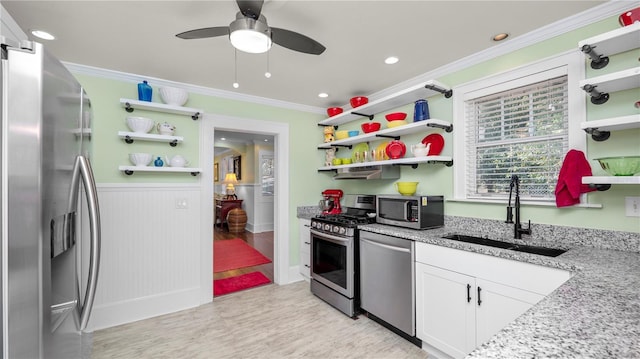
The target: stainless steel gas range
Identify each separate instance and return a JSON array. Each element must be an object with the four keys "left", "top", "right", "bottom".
[{"left": 309, "top": 194, "right": 376, "bottom": 318}]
